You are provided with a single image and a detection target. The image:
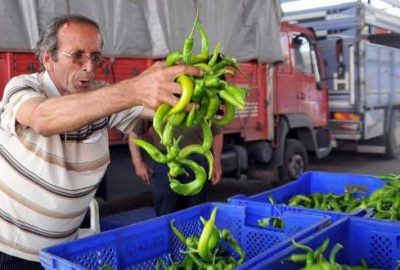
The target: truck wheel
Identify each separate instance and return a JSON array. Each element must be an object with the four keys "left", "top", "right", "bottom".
[
  {"left": 279, "top": 139, "right": 308, "bottom": 183},
  {"left": 385, "top": 110, "right": 400, "bottom": 159}
]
